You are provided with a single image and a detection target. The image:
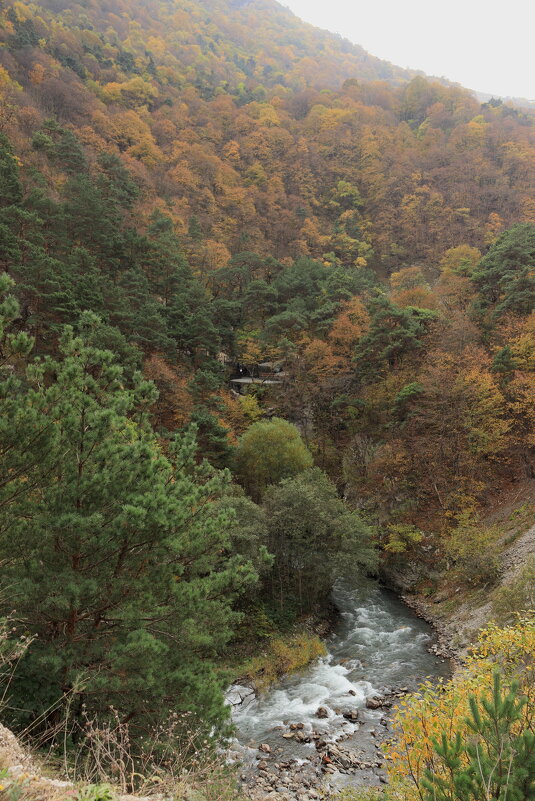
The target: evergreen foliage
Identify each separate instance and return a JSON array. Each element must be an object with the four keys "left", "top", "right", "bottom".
[
  {"left": 0, "top": 295, "right": 258, "bottom": 737},
  {"left": 0, "top": 0, "right": 533, "bottom": 772},
  {"left": 354, "top": 295, "right": 437, "bottom": 377},
  {"left": 263, "top": 468, "right": 377, "bottom": 611},
  {"left": 421, "top": 672, "right": 534, "bottom": 801},
  {"left": 472, "top": 224, "right": 535, "bottom": 320}
]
